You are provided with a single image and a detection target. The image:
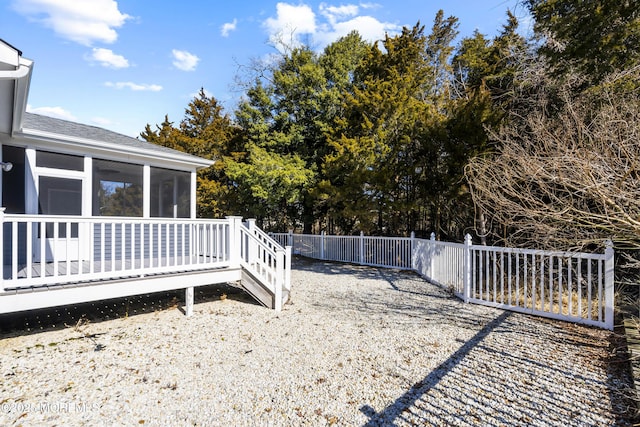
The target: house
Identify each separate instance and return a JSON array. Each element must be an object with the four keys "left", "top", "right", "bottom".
[{"left": 0, "top": 39, "right": 290, "bottom": 316}]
